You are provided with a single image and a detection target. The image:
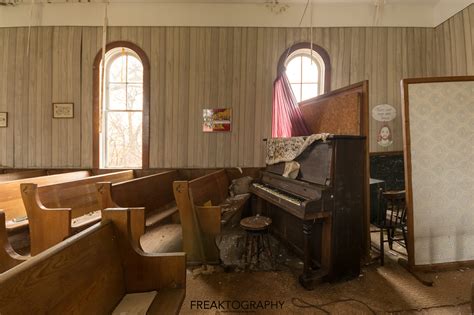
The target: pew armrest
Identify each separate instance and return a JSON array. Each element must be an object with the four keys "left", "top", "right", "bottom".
[{"left": 0, "top": 210, "right": 28, "bottom": 272}]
